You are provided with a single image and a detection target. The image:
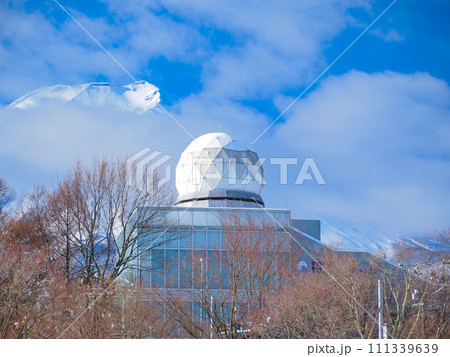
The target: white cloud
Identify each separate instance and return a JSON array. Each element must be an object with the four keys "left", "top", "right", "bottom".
[
  {"left": 0, "top": 103, "right": 191, "bottom": 193},
  {"left": 263, "top": 71, "right": 450, "bottom": 236},
  {"left": 0, "top": 0, "right": 372, "bottom": 104},
  {"left": 0, "top": 1, "right": 204, "bottom": 104},
  {"left": 371, "top": 28, "right": 405, "bottom": 42},
  {"left": 154, "top": 0, "right": 371, "bottom": 100},
  {"left": 0, "top": 3, "right": 119, "bottom": 102}
]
